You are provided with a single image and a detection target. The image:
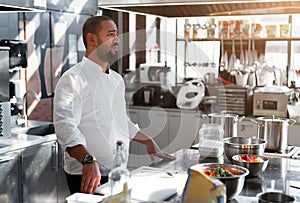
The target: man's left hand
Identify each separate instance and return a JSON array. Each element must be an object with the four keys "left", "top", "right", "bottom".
[{"left": 146, "top": 139, "right": 175, "bottom": 163}]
